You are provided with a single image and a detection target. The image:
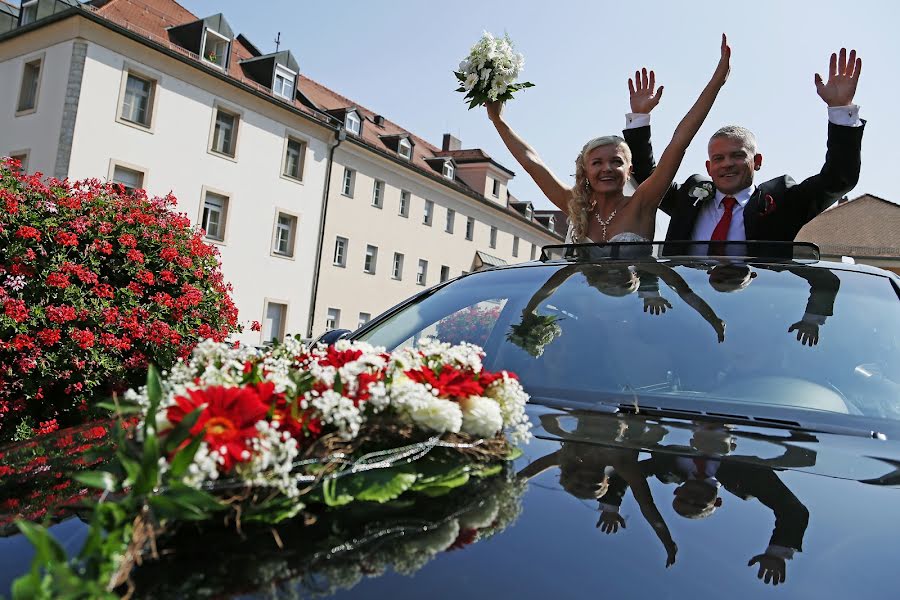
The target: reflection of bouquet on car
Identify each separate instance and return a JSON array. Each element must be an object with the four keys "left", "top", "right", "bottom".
[
  {"left": 125, "top": 466, "right": 527, "bottom": 598},
  {"left": 507, "top": 311, "right": 564, "bottom": 358},
  {"left": 435, "top": 304, "right": 502, "bottom": 347}
]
